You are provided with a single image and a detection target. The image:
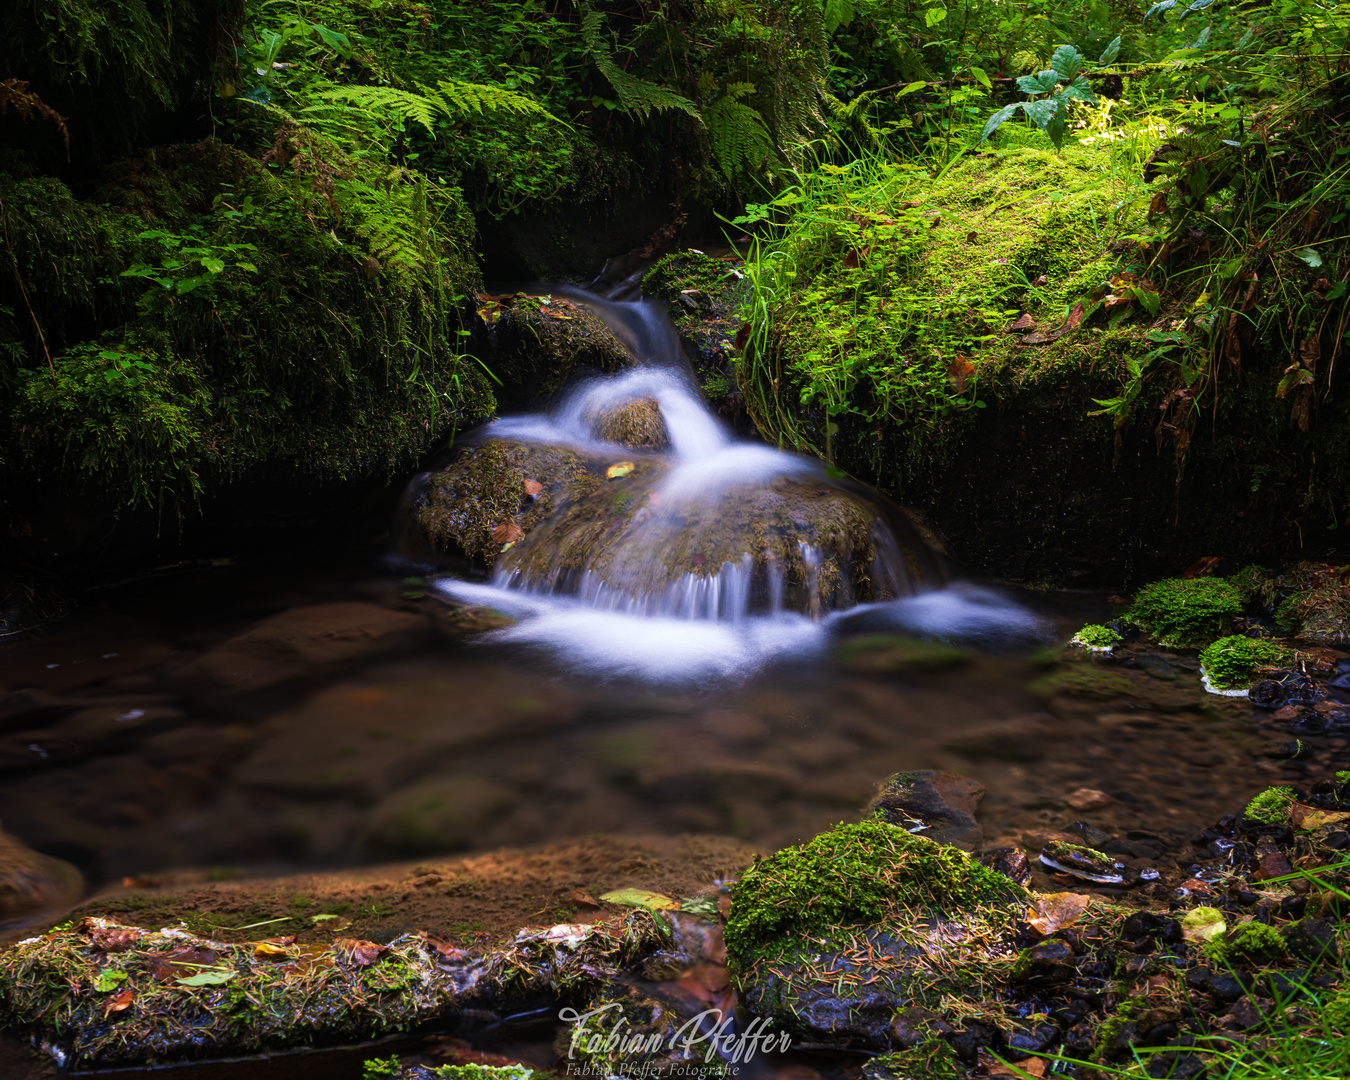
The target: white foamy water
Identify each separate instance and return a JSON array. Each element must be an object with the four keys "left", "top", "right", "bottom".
[{"left": 437, "top": 579, "right": 1051, "bottom": 684}]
